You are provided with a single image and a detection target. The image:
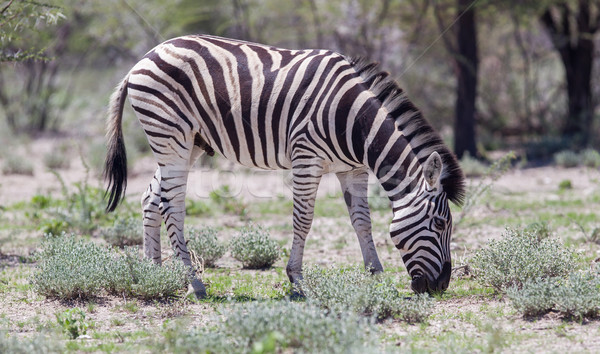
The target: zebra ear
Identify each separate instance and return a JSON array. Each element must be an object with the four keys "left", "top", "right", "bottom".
[{"left": 423, "top": 151, "right": 443, "bottom": 188}]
